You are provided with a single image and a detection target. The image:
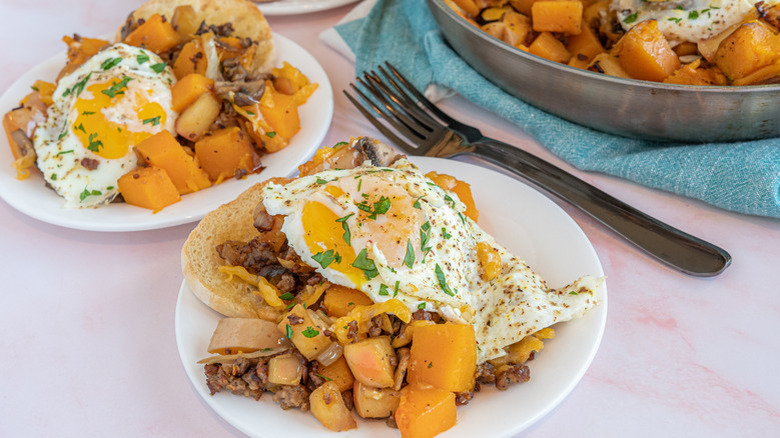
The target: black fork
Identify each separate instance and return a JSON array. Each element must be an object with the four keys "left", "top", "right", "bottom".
[{"left": 344, "top": 62, "right": 731, "bottom": 277}]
